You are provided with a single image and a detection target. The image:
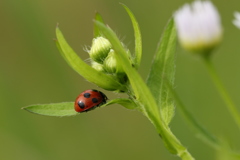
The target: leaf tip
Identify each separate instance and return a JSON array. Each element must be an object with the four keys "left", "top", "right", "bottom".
[
  {"left": 94, "top": 11, "right": 100, "bottom": 16},
  {"left": 119, "top": 2, "right": 125, "bottom": 6},
  {"left": 55, "top": 23, "right": 61, "bottom": 35},
  {"left": 119, "top": 3, "right": 128, "bottom": 10},
  {"left": 56, "top": 23, "right": 59, "bottom": 29},
  {"left": 21, "top": 106, "right": 33, "bottom": 114}
]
